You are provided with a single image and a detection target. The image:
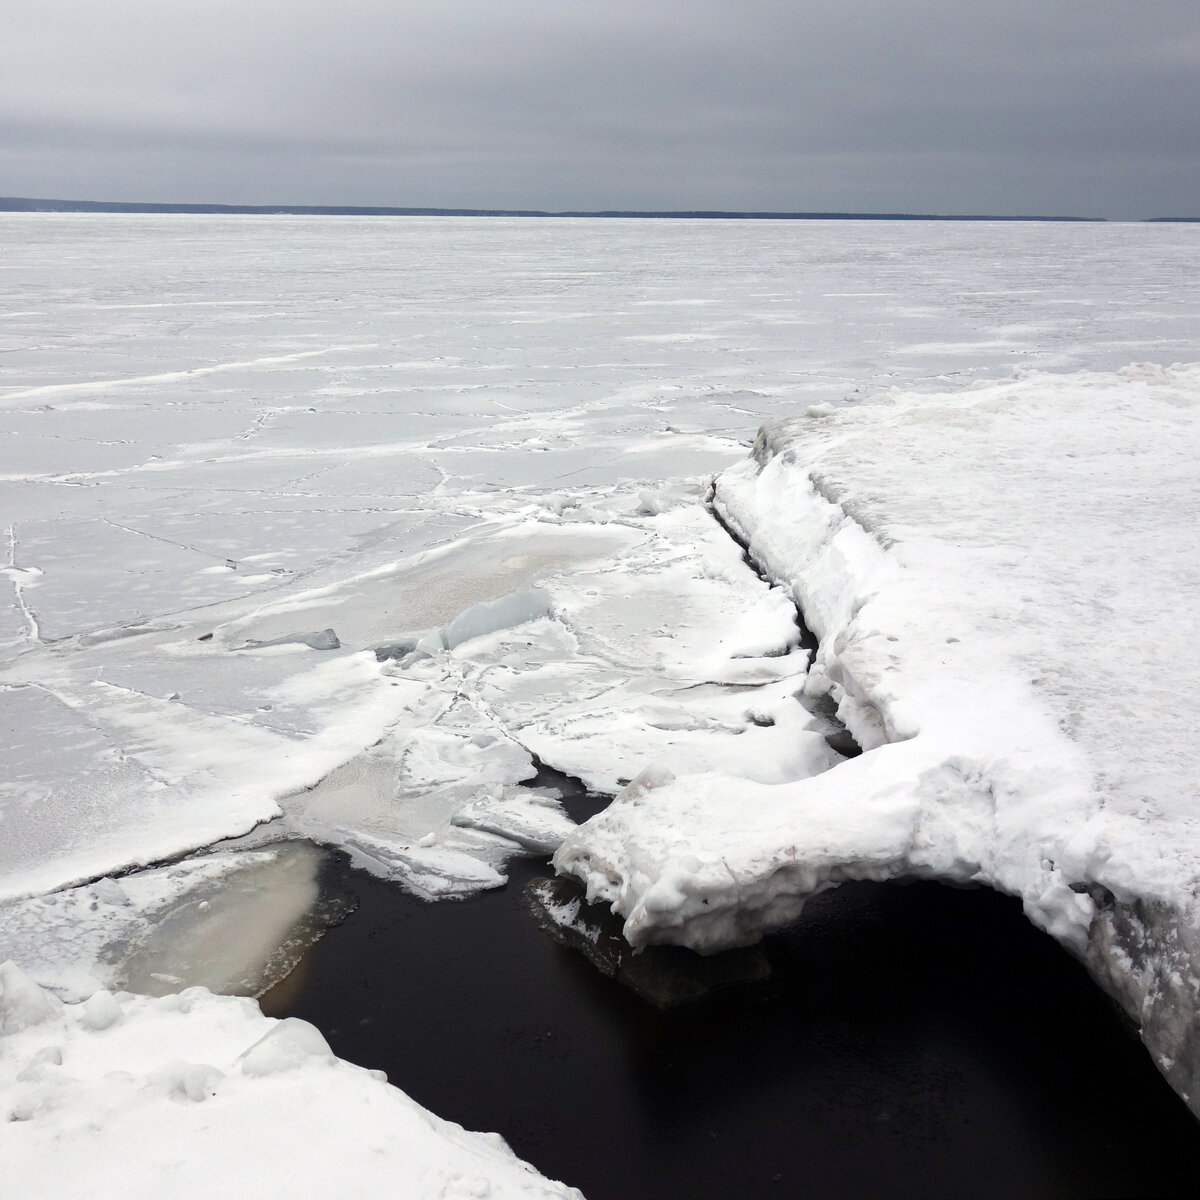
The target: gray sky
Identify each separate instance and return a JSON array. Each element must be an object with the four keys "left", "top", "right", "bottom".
[{"left": 2, "top": 0, "right": 1198, "bottom": 217}]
